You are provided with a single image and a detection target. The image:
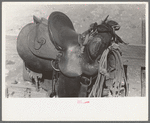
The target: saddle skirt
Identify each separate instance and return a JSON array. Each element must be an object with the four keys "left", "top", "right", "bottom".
[{"left": 27, "top": 16, "right": 58, "bottom": 60}]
